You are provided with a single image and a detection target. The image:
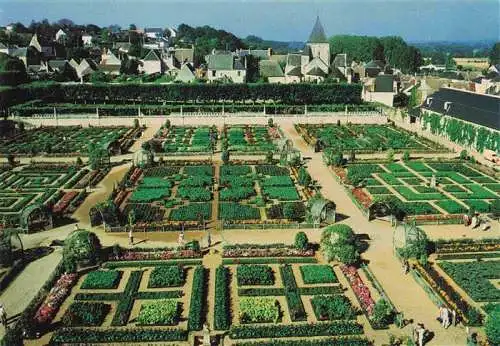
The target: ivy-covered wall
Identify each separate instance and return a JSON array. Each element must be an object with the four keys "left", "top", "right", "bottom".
[{"left": 421, "top": 111, "right": 500, "bottom": 153}]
